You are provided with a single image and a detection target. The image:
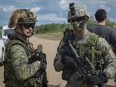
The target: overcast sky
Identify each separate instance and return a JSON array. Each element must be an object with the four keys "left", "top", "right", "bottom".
[{"left": 0, "top": 0, "right": 116, "bottom": 26}]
